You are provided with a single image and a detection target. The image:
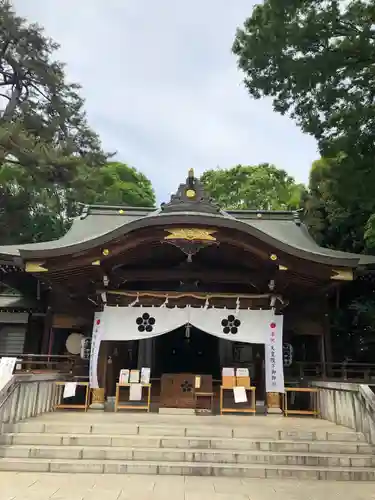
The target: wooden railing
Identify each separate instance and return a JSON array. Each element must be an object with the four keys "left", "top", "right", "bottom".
[
  {"left": 0, "top": 353, "right": 85, "bottom": 374},
  {"left": 286, "top": 362, "right": 375, "bottom": 383}
]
